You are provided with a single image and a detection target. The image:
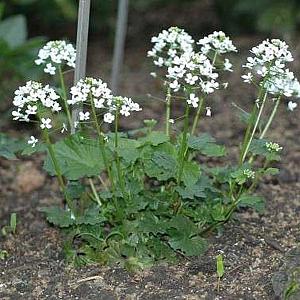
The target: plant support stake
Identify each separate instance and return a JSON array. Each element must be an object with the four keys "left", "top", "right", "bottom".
[
  {"left": 72, "top": 0, "right": 91, "bottom": 134},
  {"left": 111, "top": 0, "right": 129, "bottom": 94}
]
